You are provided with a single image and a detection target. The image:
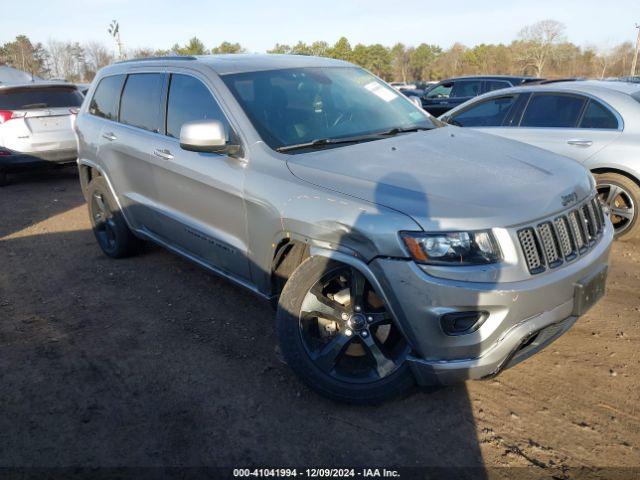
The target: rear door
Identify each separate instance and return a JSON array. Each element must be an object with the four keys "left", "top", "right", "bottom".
[
  {"left": 149, "top": 71, "right": 251, "bottom": 280},
  {"left": 94, "top": 71, "right": 167, "bottom": 235},
  {"left": 446, "top": 79, "right": 484, "bottom": 111},
  {"left": 487, "top": 92, "right": 622, "bottom": 162}
]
